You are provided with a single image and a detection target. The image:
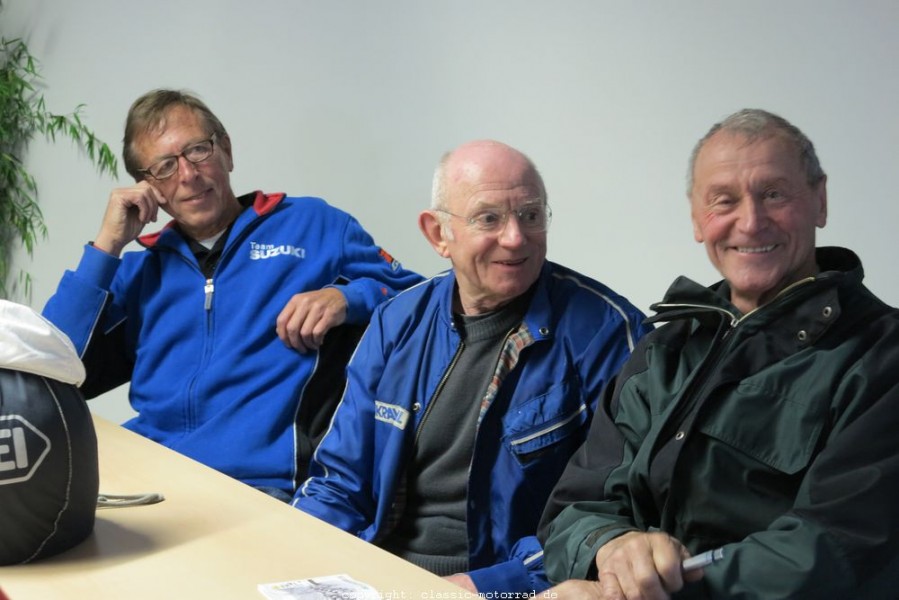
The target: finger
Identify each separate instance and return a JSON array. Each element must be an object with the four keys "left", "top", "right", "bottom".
[
  {"left": 309, "top": 307, "right": 345, "bottom": 347},
  {"left": 289, "top": 320, "right": 312, "bottom": 353},
  {"left": 137, "top": 185, "right": 163, "bottom": 223},
  {"left": 298, "top": 310, "right": 329, "bottom": 351},
  {"left": 598, "top": 571, "right": 626, "bottom": 600},
  {"left": 133, "top": 196, "right": 153, "bottom": 225},
  {"left": 651, "top": 537, "right": 686, "bottom": 592},
  {"left": 679, "top": 546, "right": 705, "bottom": 584},
  {"left": 602, "top": 547, "right": 669, "bottom": 600},
  {"left": 617, "top": 561, "right": 669, "bottom": 600},
  {"left": 142, "top": 190, "right": 160, "bottom": 223},
  {"left": 276, "top": 291, "right": 347, "bottom": 352},
  {"left": 682, "top": 566, "right": 704, "bottom": 584},
  {"left": 114, "top": 188, "right": 150, "bottom": 226},
  {"left": 275, "top": 304, "right": 301, "bottom": 350},
  {"left": 282, "top": 307, "right": 316, "bottom": 353},
  {"left": 138, "top": 179, "right": 166, "bottom": 204}
]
